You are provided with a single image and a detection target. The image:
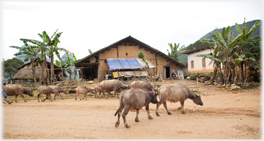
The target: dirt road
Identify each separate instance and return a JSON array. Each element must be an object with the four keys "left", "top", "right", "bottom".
[{"left": 2, "top": 80, "right": 261, "bottom": 139}]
